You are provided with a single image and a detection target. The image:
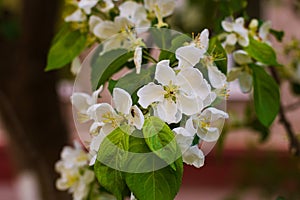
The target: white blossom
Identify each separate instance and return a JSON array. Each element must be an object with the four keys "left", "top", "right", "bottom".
[
  {"left": 137, "top": 60, "right": 211, "bottom": 124},
  {"left": 119, "top": 1, "right": 151, "bottom": 33},
  {"left": 144, "top": 0, "right": 176, "bottom": 27},
  {"left": 87, "top": 88, "right": 144, "bottom": 135},
  {"left": 221, "top": 17, "right": 249, "bottom": 48},
  {"left": 173, "top": 121, "right": 205, "bottom": 168},
  {"left": 78, "top": 0, "right": 99, "bottom": 15},
  {"left": 55, "top": 141, "right": 95, "bottom": 200},
  {"left": 70, "top": 86, "right": 103, "bottom": 122},
  {"left": 188, "top": 107, "right": 228, "bottom": 142},
  {"left": 230, "top": 50, "right": 253, "bottom": 93},
  {"left": 175, "top": 29, "right": 209, "bottom": 69}
]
